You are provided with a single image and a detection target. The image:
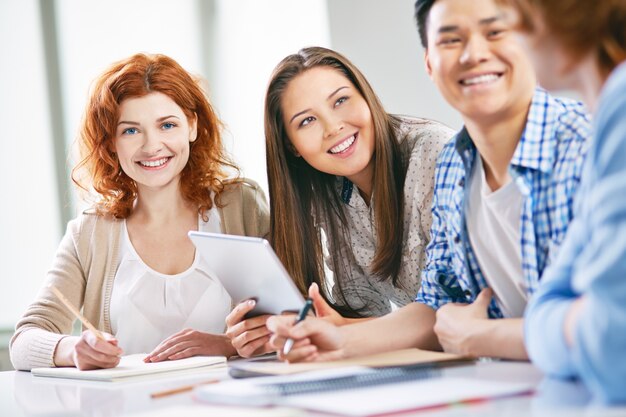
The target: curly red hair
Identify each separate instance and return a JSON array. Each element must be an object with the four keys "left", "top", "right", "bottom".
[{"left": 72, "top": 53, "right": 239, "bottom": 219}]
